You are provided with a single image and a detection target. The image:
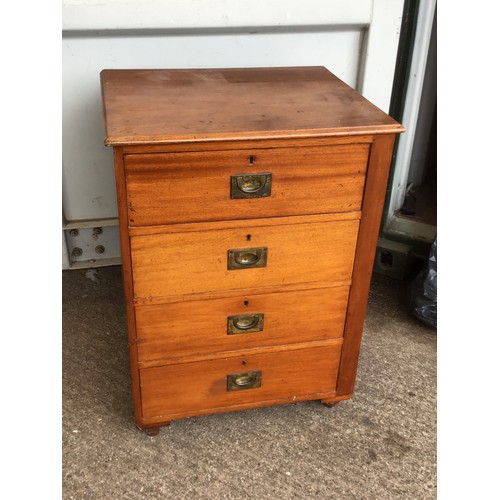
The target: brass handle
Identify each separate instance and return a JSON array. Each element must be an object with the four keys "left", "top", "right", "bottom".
[
  {"left": 234, "top": 315, "right": 259, "bottom": 330},
  {"left": 234, "top": 374, "right": 255, "bottom": 386},
  {"left": 230, "top": 173, "right": 272, "bottom": 199},
  {"left": 228, "top": 247, "right": 267, "bottom": 270},
  {"left": 235, "top": 250, "right": 260, "bottom": 265},
  {"left": 237, "top": 176, "right": 265, "bottom": 193},
  {"left": 227, "top": 313, "right": 264, "bottom": 334},
  {"left": 227, "top": 370, "right": 262, "bottom": 391}
]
